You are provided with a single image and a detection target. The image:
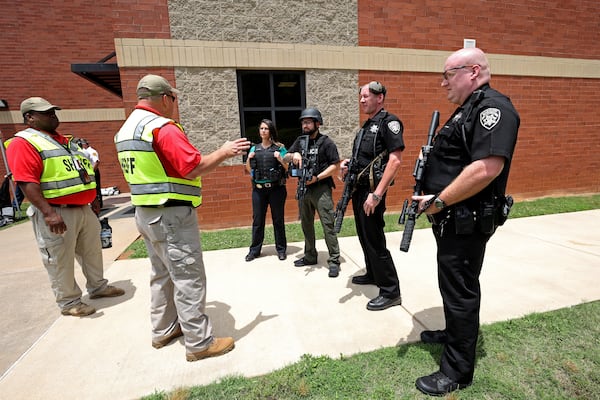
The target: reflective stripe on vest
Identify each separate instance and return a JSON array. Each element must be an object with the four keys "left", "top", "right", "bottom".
[
  {"left": 15, "top": 128, "right": 96, "bottom": 199},
  {"left": 114, "top": 109, "right": 202, "bottom": 207}
]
